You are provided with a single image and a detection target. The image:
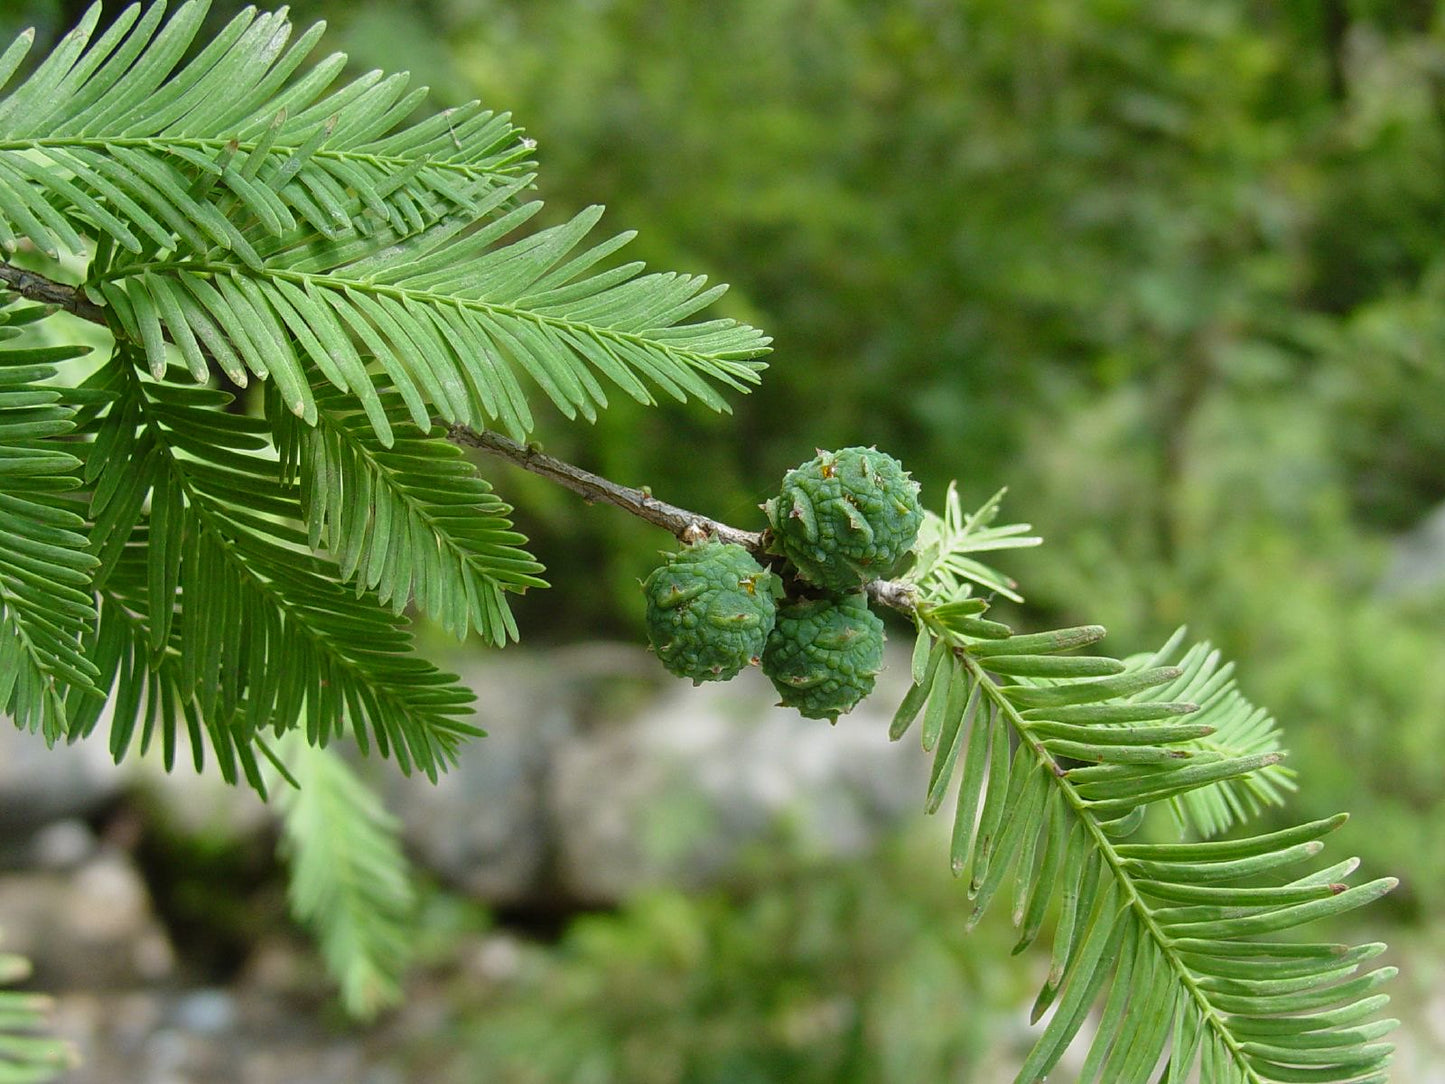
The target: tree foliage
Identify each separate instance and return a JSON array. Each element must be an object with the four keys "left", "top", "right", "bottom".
[
  {"left": 0, "top": 4, "right": 1402, "bottom": 1078},
  {"left": 0, "top": 928, "right": 74, "bottom": 1084},
  {"left": 0, "top": 0, "right": 767, "bottom": 777},
  {"left": 0, "top": 294, "right": 96, "bottom": 741},
  {"left": 893, "top": 501, "right": 1395, "bottom": 1083},
  {"left": 274, "top": 731, "right": 415, "bottom": 1020}
]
